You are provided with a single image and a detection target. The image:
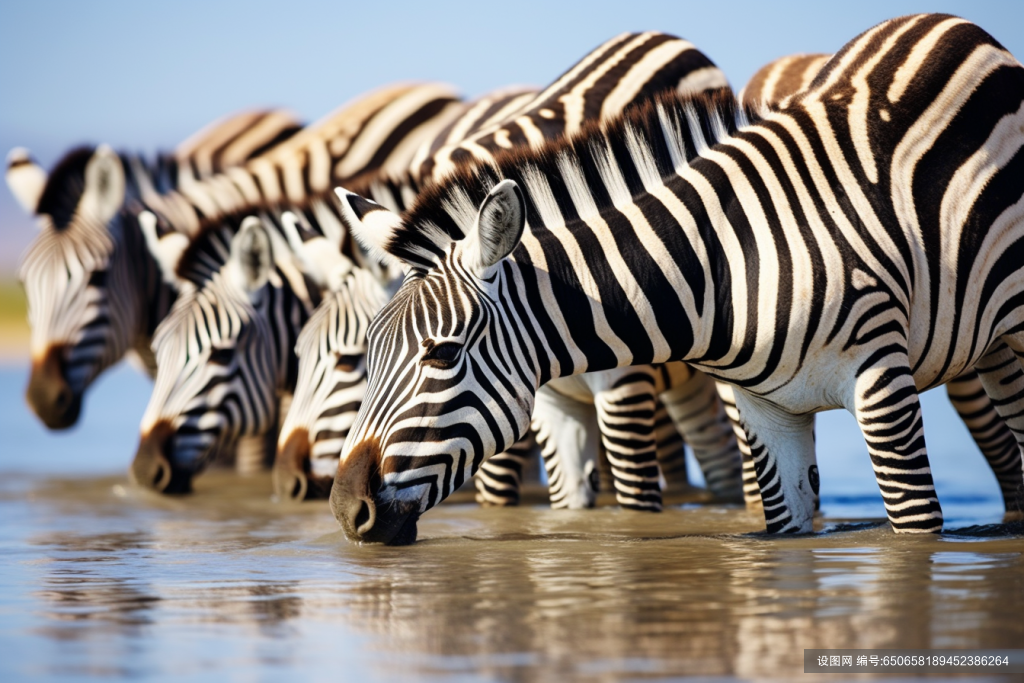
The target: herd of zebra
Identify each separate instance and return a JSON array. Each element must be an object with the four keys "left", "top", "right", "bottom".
[{"left": 8, "top": 14, "right": 1024, "bottom": 545}]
